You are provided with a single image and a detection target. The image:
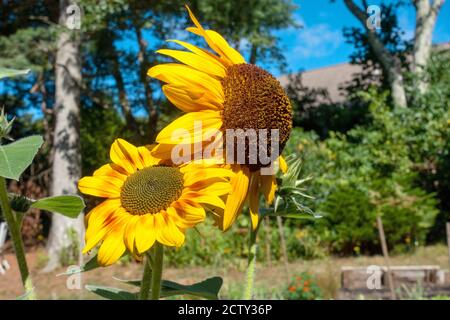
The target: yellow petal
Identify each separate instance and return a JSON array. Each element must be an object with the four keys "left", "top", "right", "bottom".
[
  {"left": 93, "top": 163, "right": 128, "bottom": 181},
  {"left": 163, "top": 85, "right": 220, "bottom": 113},
  {"left": 260, "top": 174, "right": 277, "bottom": 205},
  {"left": 148, "top": 63, "right": 223, "bottom": 101},
  {"left": 248, "top": 172, "right": 260, "bottom": 230},
  {"left": 172, "top": 200, "right": 206, "bottom": 227},
  {"left": 156, "top": 110, "right": 222, "bottom": 145},
  {"left": 189, "top": 182, "right": 231, "bottom": 196},
  {"left": 78, "top": 176, "right": 122, "bottom": 198},
  {"left": 156, "top": 49, "right": 226, "bottom": 78},
  {"left": 182, "top": 191, "right": 226, "bottom": 209},
  {"left": 110, "top": 139, "right": 143, "bottom": 174},
  {"left": 84, "top": 207, "right": 127, "bottom": 253},
  {"left": 166, "top": 39, "right": 227, "bottom": 68},
  {"left": 137, "top": 145, "right": 160, "bottom": 167},
  {"left": 279, "top": 155, "right": 288, "bottom": 174},
  {"left": 85, "top": 199, "right": 121, "bottom": 236},
  {"left": 183, "top": 168, "right": 234, "bottom": 186},
  {"left": 97, "top": 222, "right": 127, "bottom": 266},
  {"left": 185, "top": 5, "right": 233, "bottom": 66},
  {"left": 155, "top": 212, "right": 185, "bottom": 247},
  {"left": 222, "top": 165, "right": 250, "bottom": 231},
  {"left": 123, "top": 215, "right": 139, "bottom": 252},
  {"left": 134, "top": 215, "right": 156, "bottom": 254}
]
